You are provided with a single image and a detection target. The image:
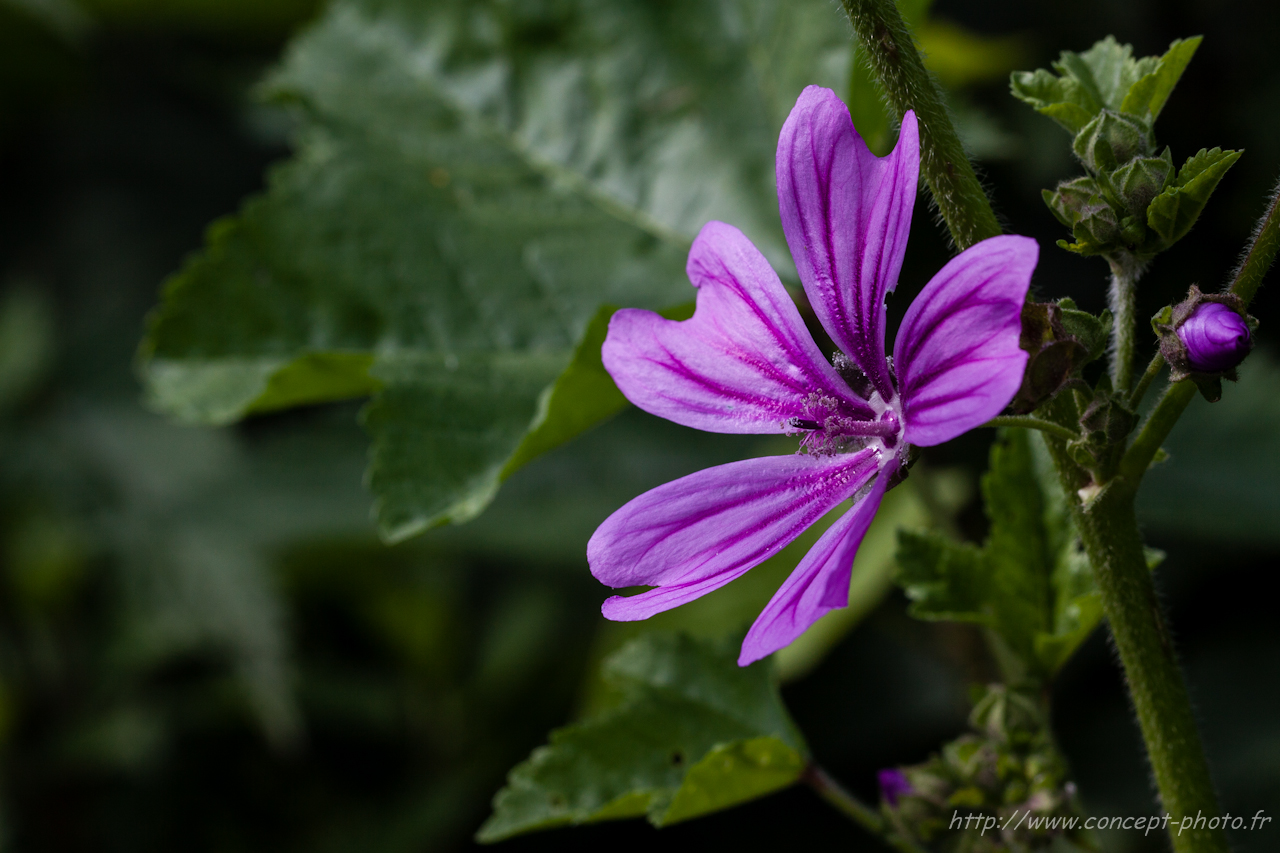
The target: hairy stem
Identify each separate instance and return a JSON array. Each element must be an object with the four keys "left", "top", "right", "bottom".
[
  {"left": 1076, "top": 483, "right": 1229, "bottom": 853},
  {"left": 1128, "top": 353, "right": 1165, "bottom": 411},
  {"left": 1039, "top": 434, "right": 1228, "bottom": 853},
  {"left": 984, "top": 415, "right": 1078, "bottom": 442},
  {"left": 837, "top": 0, "right": 1001, "bottom": 250},
  {"left": 1120, "top": 381, "right": 1196, "bottom": 484},
  {"left": 803, "top": 765, "right": 926, "bottom": 853},
  {"left": 1121, "top": 178, "right": 1280, "bottom": 483},
  {"left": 1229, "top": 174, "right": 1280, "bottom": 304},
  {"left": 1108, "top": 253, "right": 1143, "bottom": 394}
]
